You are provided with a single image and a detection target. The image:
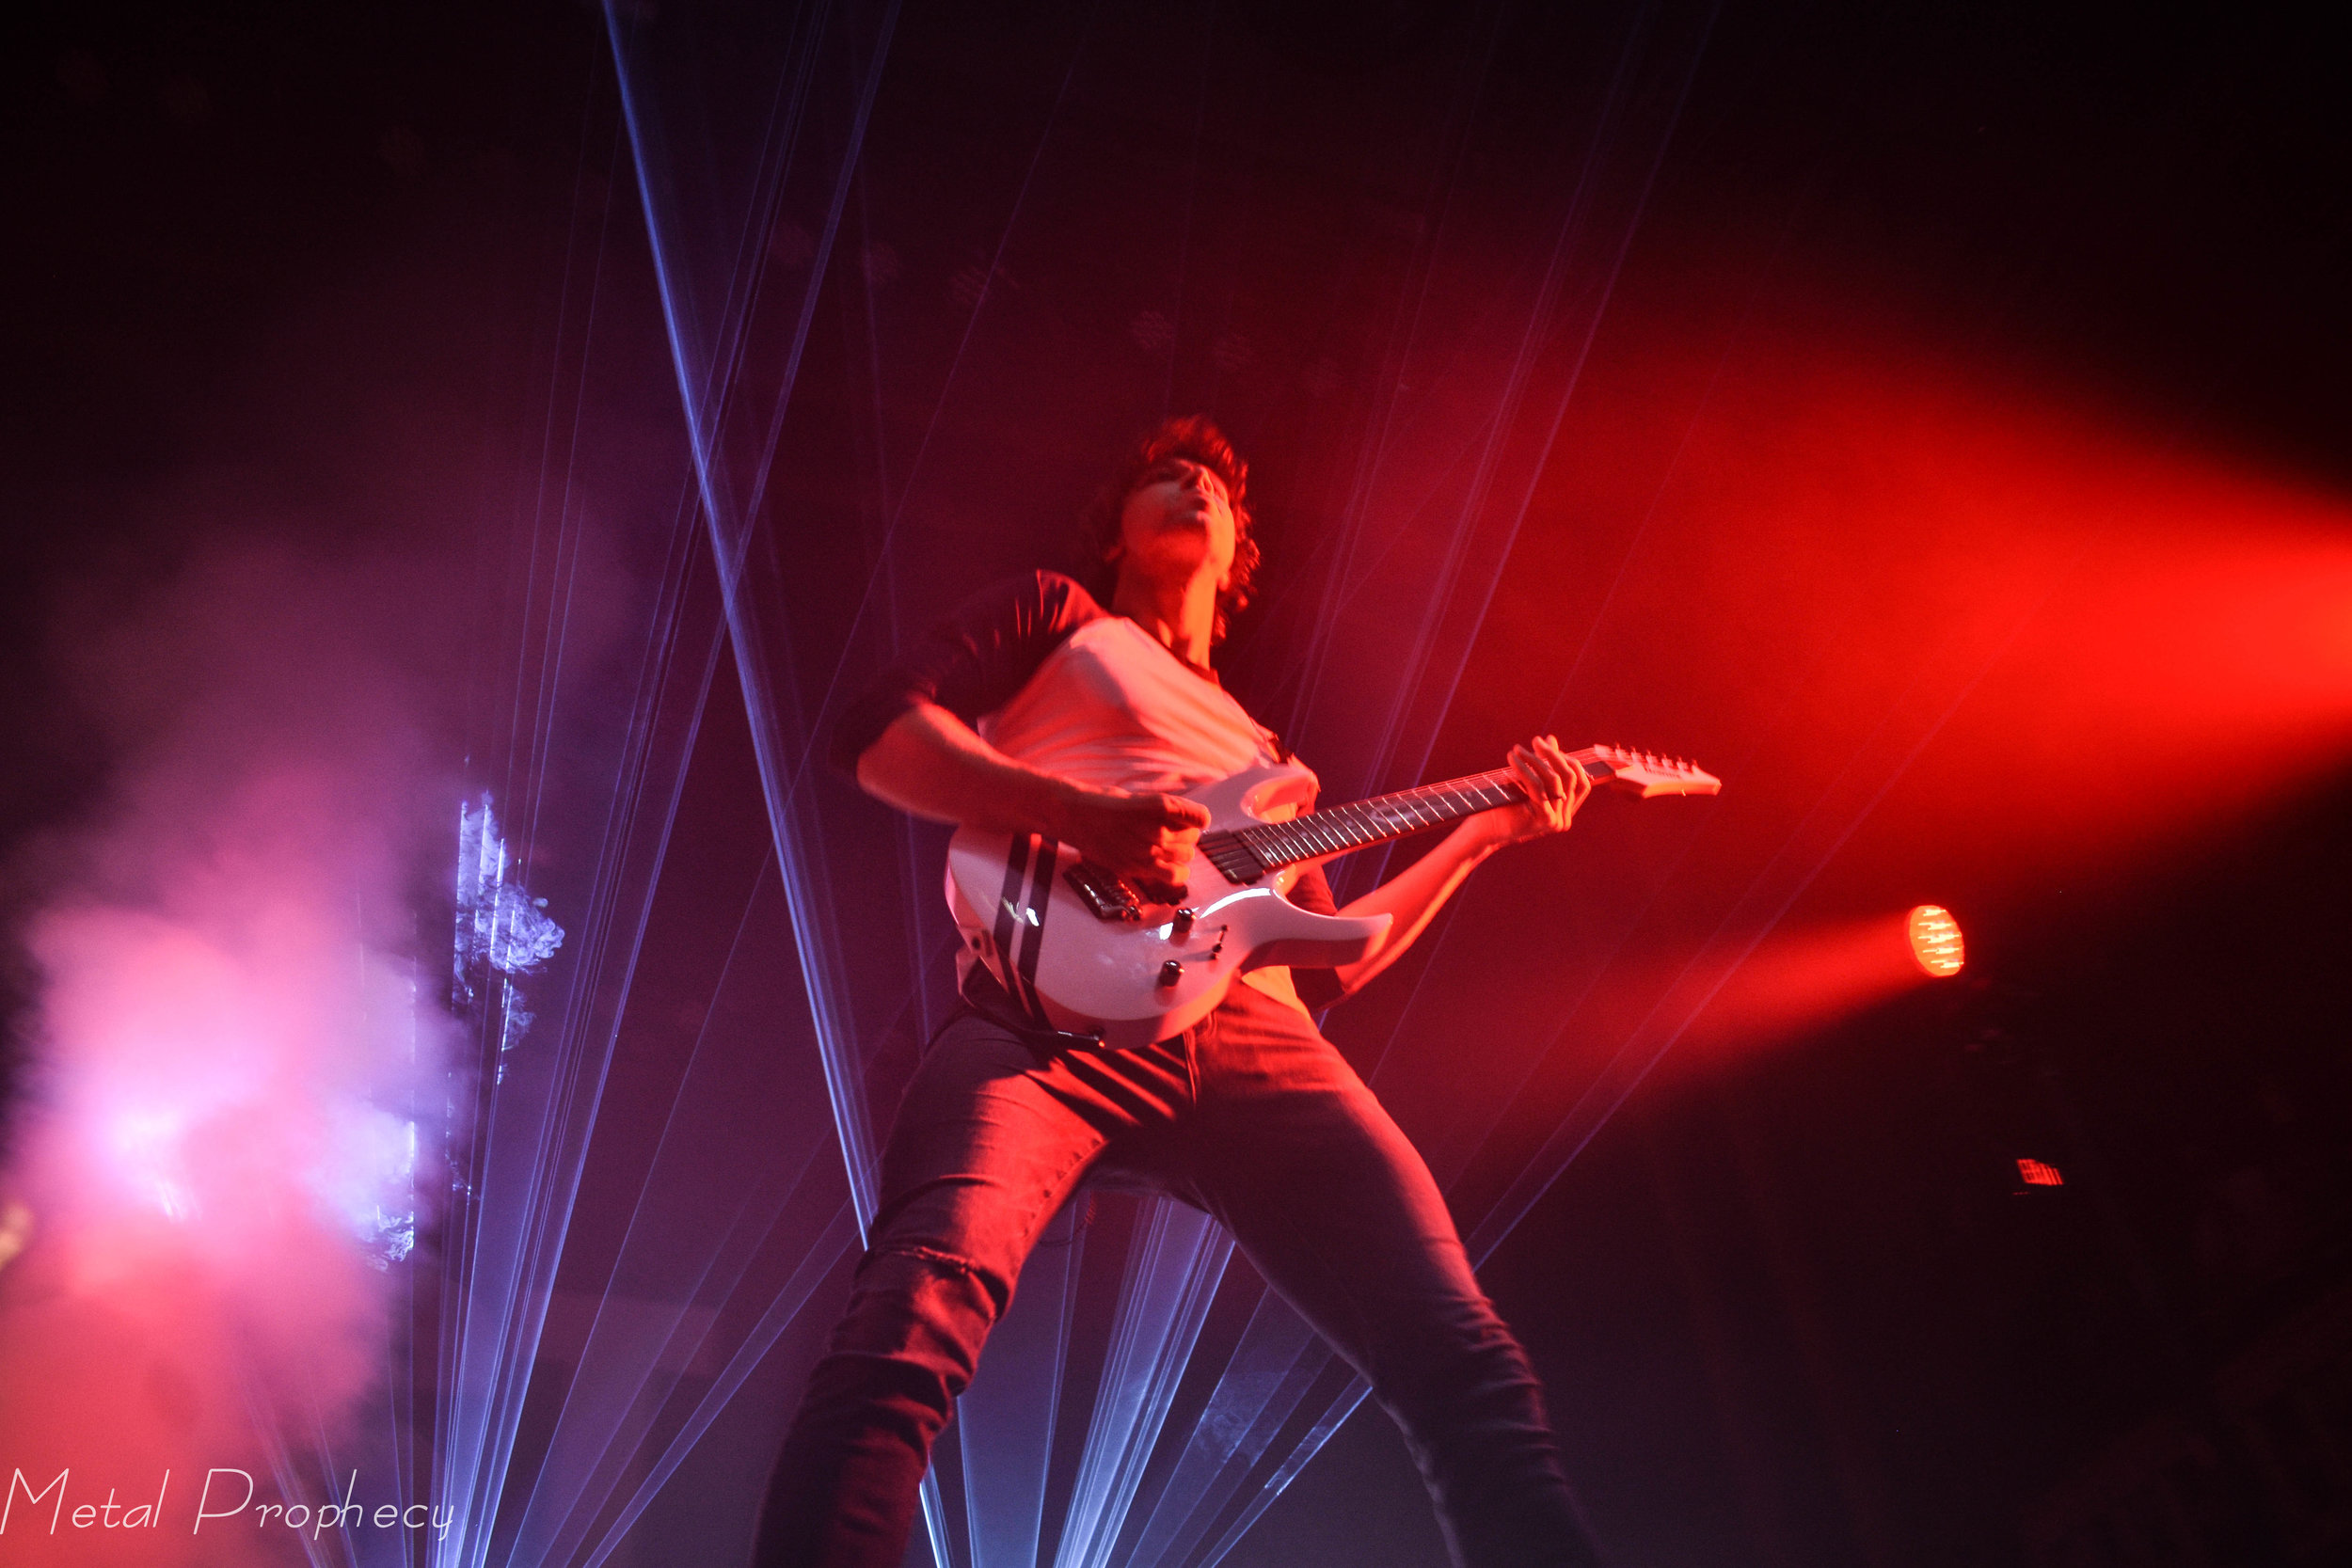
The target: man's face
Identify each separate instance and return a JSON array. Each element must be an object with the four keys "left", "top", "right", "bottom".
[{"left": 1113, "top": 455, "right": 1237, "bottom": 593}]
